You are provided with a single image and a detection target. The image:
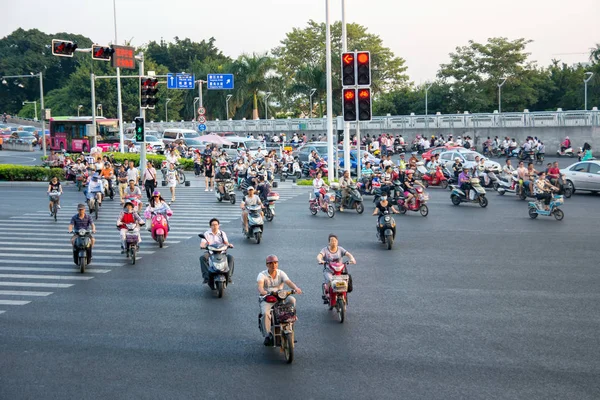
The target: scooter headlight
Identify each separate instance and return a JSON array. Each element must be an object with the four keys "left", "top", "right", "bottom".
[
  {"left": 277, "top": 290, "right": 288, "bottom": 300},
  {"left": 384, "top": 216, "right": 391, "bottom": 222},
  {"left": 78, "top": 229, "right": 87, "bottom": 236}
]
